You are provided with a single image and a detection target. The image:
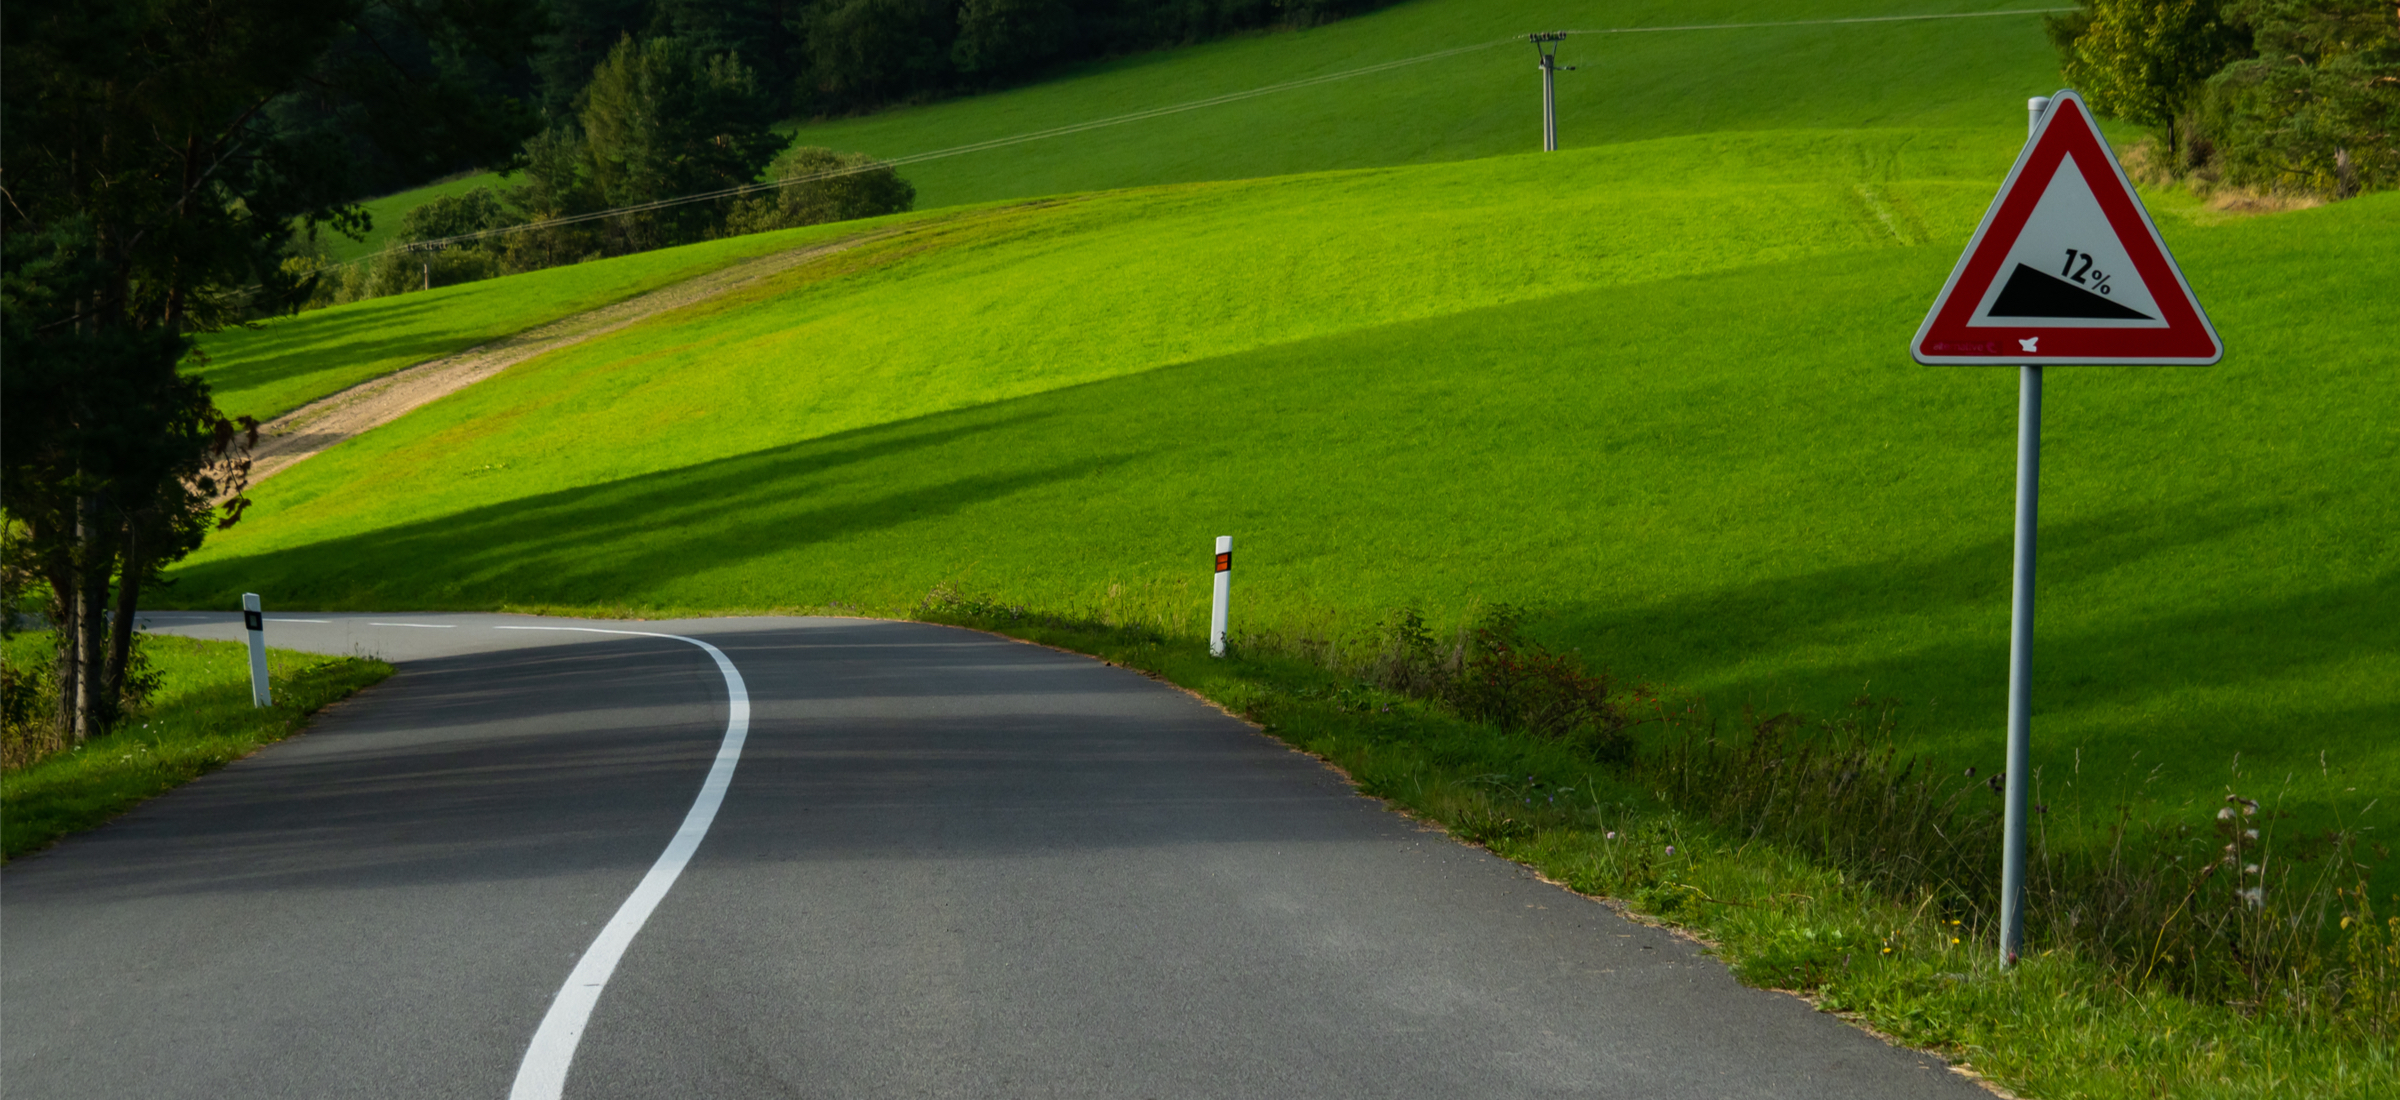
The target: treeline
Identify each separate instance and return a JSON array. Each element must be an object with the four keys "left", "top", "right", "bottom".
[
  {"left": 307, "top": 35, "right": 916, "bottom": 304},
  {"left": 2049, "top": 0, "right": 2399, "bottom": 196},
  {"left": 537, "top": 0, "right": 1399, "bottom": 121}
]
